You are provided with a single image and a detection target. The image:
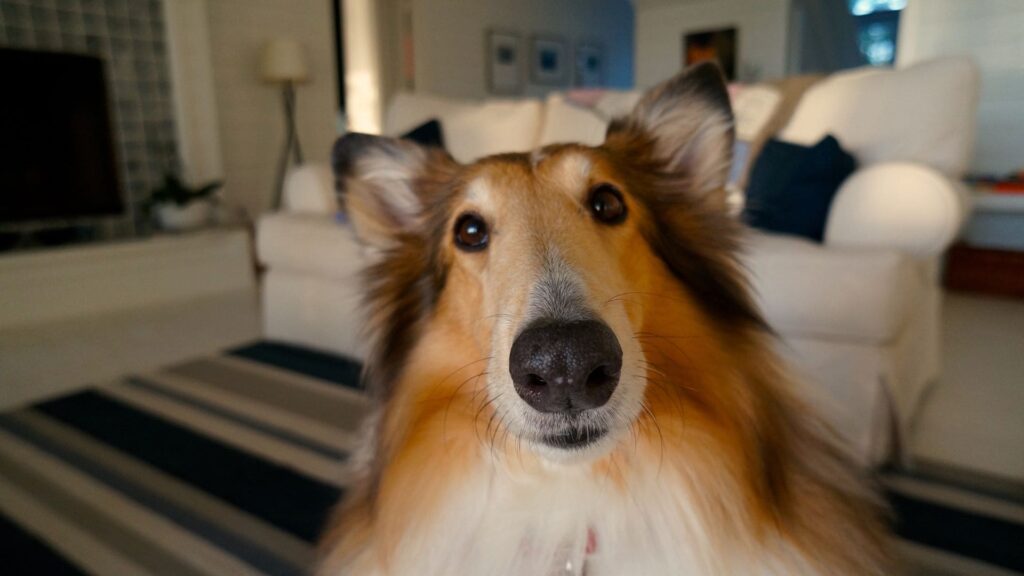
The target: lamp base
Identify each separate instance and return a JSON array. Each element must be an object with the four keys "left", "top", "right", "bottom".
[{"left": 272, "top": 82, "right": 304, "bottom": 210}]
